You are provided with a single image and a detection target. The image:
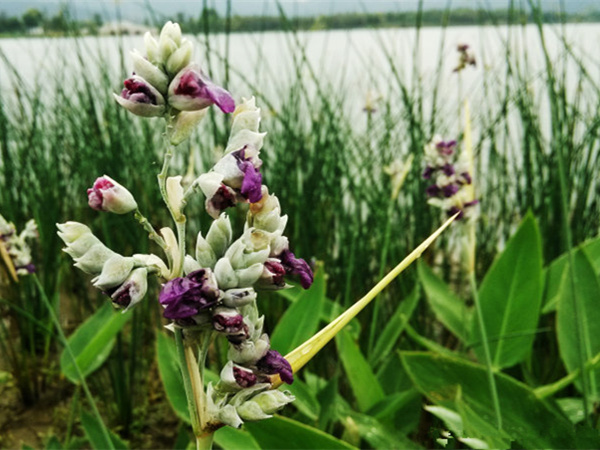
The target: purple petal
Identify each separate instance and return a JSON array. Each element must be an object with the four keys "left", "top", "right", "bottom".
[
  {"left": 442, "top": 164, "right": 455, "bottom": 176},
  {"left": 172, "top": 69, "right": 235, "bottom": 113},
  {"left": 239, "top": 162, "right": 263, "bottom": 203},
  {"left": 233, "top": 366, "right": 257, "bottom": 388},
  {"left": 422, "top": 165, "right": 435, "bottom": 180},
  {"left": 257, "top": 350, "right": 294, "bottom": 385},
  {"left": 426, "top": 184, "right": 441, "bottom": 198},
  {"left": 442, "top": 184, "right": 460, "bottom": 198},
  {"left": 159, "top": 269, "right": 220, "bottom": 320},
  {"left": 280, "top": 250, "right": 313, "bottom": 289}
]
